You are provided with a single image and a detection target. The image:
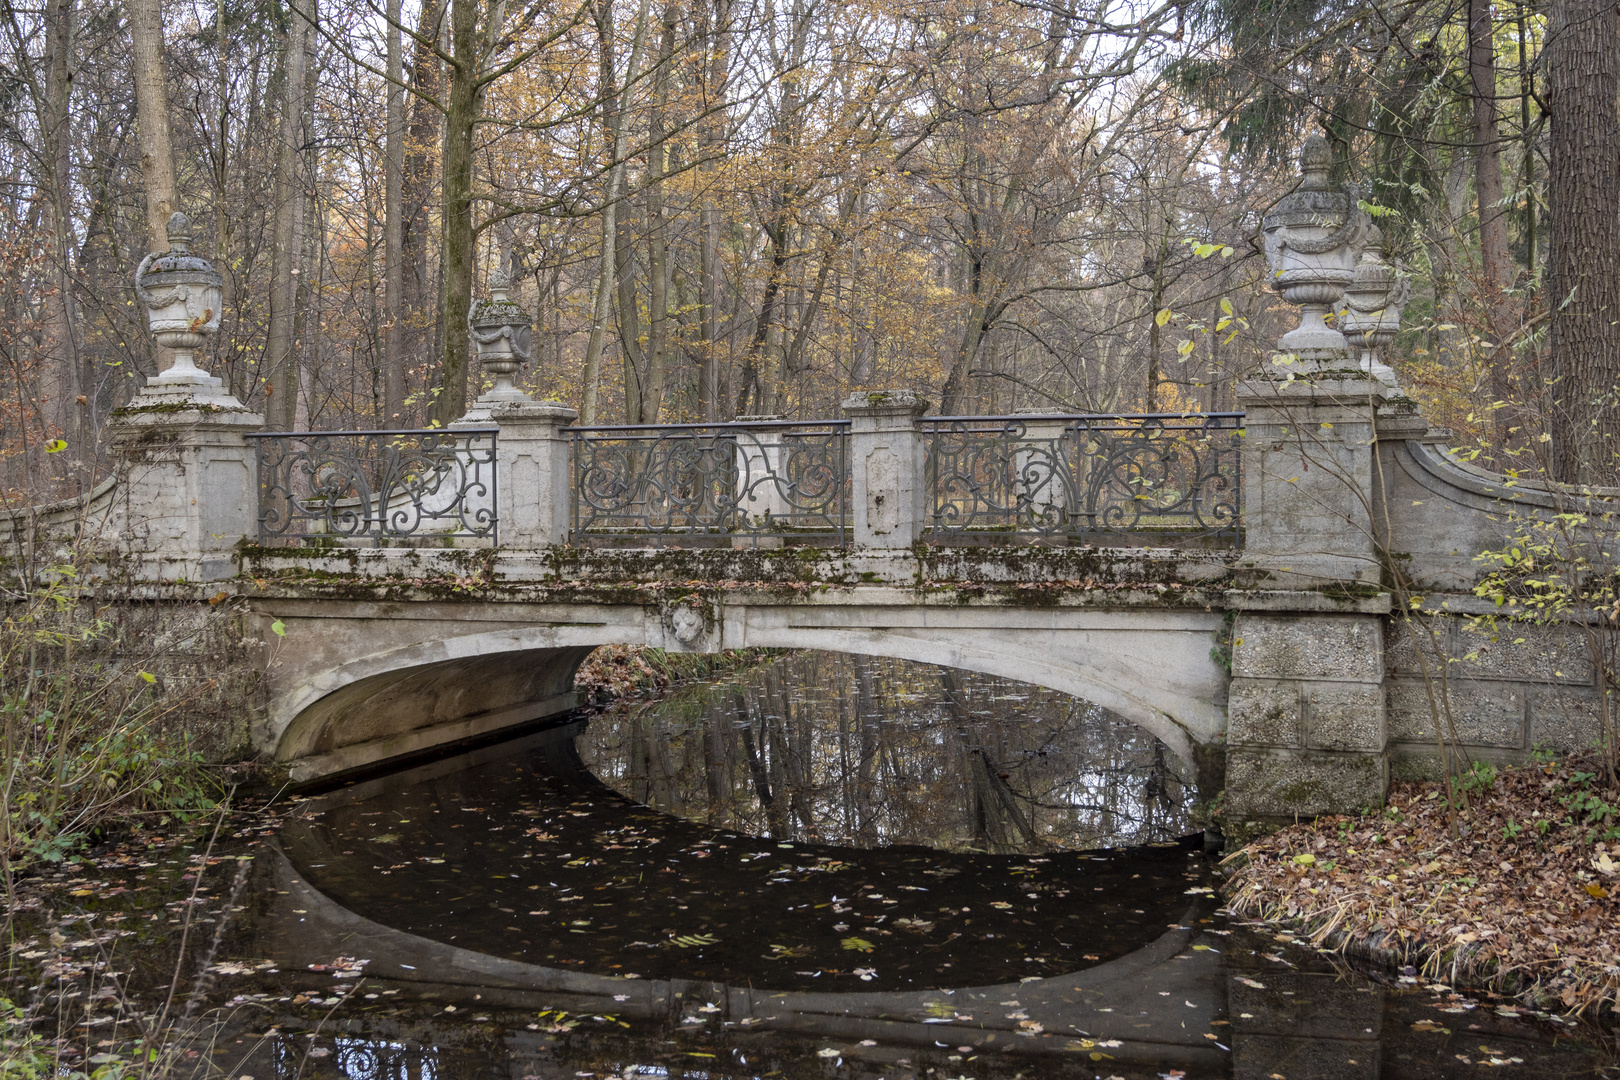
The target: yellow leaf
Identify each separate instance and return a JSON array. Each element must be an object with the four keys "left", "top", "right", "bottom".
[
  {"left": 1220, "top": 297, "right": 1234, "bottom": 315},
  {"left": 45, "top": 439, "right": 68, "bottom": 453},
  {"left": 138, "top": 671, "right": 156, "bottom": 684},
  {"left": 1177, "top": 339, "right": 1195, "bottom": 357},
  {"left": 1155, "top": 308, "right": 1173, "bottom": 327},
  {"left": 1585, "top": 882, "right": 1608, "bottom": 899}
]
